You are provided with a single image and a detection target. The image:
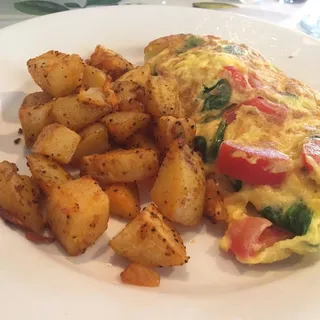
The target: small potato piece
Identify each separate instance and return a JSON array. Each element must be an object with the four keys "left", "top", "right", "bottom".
[
  {"left": 51, "top": 94, "right": 112, "bottom": 132},
  {"left": 115, "top": 64, "right": 151, "bottom": 87},
  {"left": 121, "top": 263, "right": 160, "bottom": 287},
  {"left": 0, "top": 161, "right": 44, "bottom": 233},
  {"left": 81, "top": 148, "right": 159, "bottom": 185},
  {"left": 82, "top": 65, "right": 107, "bottom": 89},
  {"left": 19, "top": 101, "right": 54, "bottom": 148},
  {"left": 145, "top": 76, "right": 184, "bottom": 117},
  {"left": 109, "top": 203, "right": 188, "bottom": 267},
  {"left": 126, "top": 132, "right": 159, "bottom": 155},
  {"left": 89, "top": 45, "right": 133, "bottom": 81},
  {"left": 71, "top": 123, "right": 110, "bottom": 166},
  {"left": 105, "top": 182, "right": 140, "bottom": 219},
  {"left": 32, "top": 123, "right": 81, "bottom": 164},
  {"left": 22, "top": 92, "right": 52, "bottom": 108},
  {"left": 47, "top": 176, "right": 109, "bottom": 256},
  {"left": 101, "top": 112, "right": 150, "bottom": 144},
  {"left": 154, "top": 116, "right": 196, "bottom": 153},
  {"left": 151, "top": 140, "right": 205, "bottom": 226},
  {"left": 27, "top": 50, "right": 84, "bottom": 98},
  {"left": 27, "top": 154, "right": 73, "bottom": 195}
]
